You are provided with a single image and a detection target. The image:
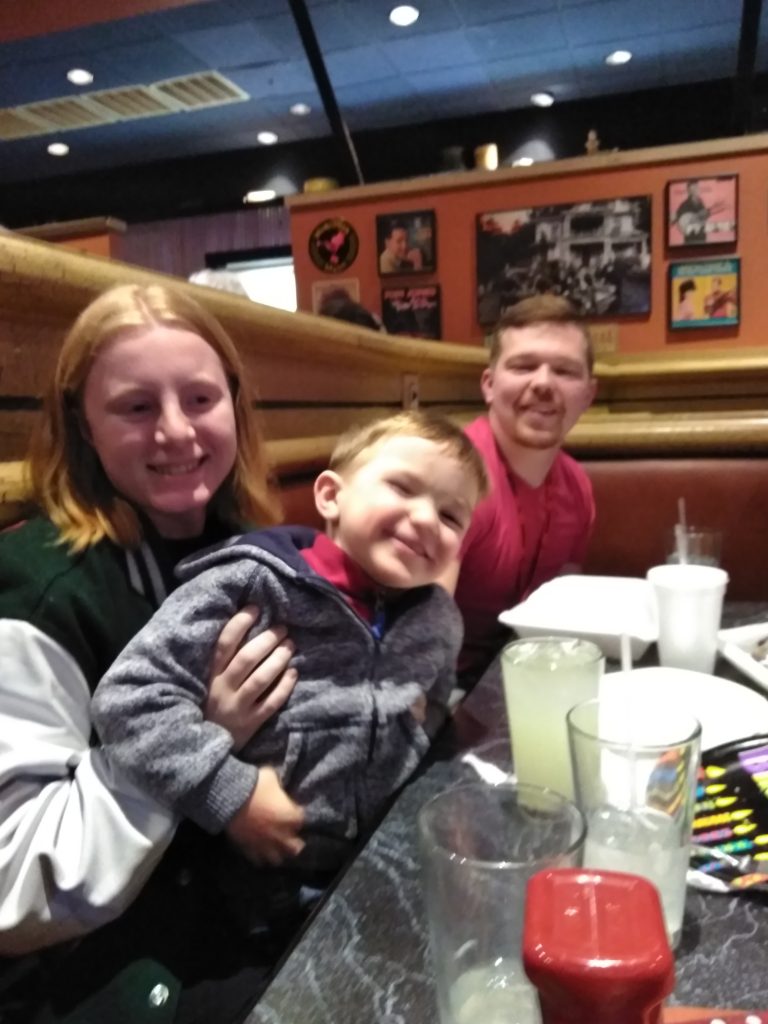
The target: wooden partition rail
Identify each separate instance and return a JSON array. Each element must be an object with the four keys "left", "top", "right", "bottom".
[
  {"left": 4, "top": 231, "right": 768, "bottom": 477},
  {"left": 0, "top": 232, "right": 486, "bottom": 463}
]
